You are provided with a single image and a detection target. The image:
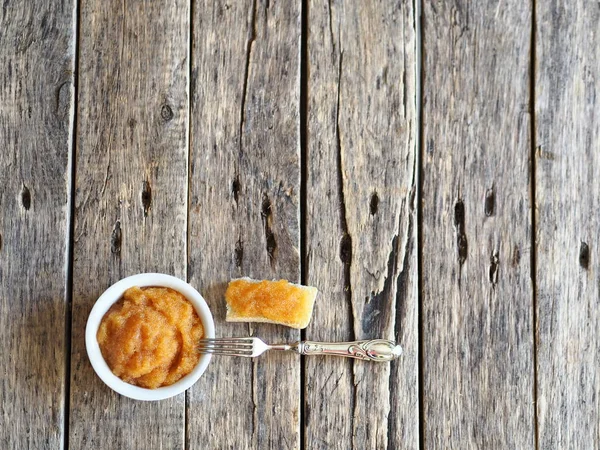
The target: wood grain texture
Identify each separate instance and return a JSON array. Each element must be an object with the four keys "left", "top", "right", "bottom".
[
  {"left": 535, "top": 2, "right": 600, "bottom": 448},
  {"left": 187, "top": 1, "right": 301, "bottom": 449},
  {"left": 421, "top": 1, "right": 535, "bottom": 448},
  {"left": 0, "top": 1, "right": 75, "bottom": 448},
  {"left": 305, "top": 1, "right": 418, "bottom": 449},
  {"left": 68, "top": 0, "right": 189, "bottom": 447}
]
